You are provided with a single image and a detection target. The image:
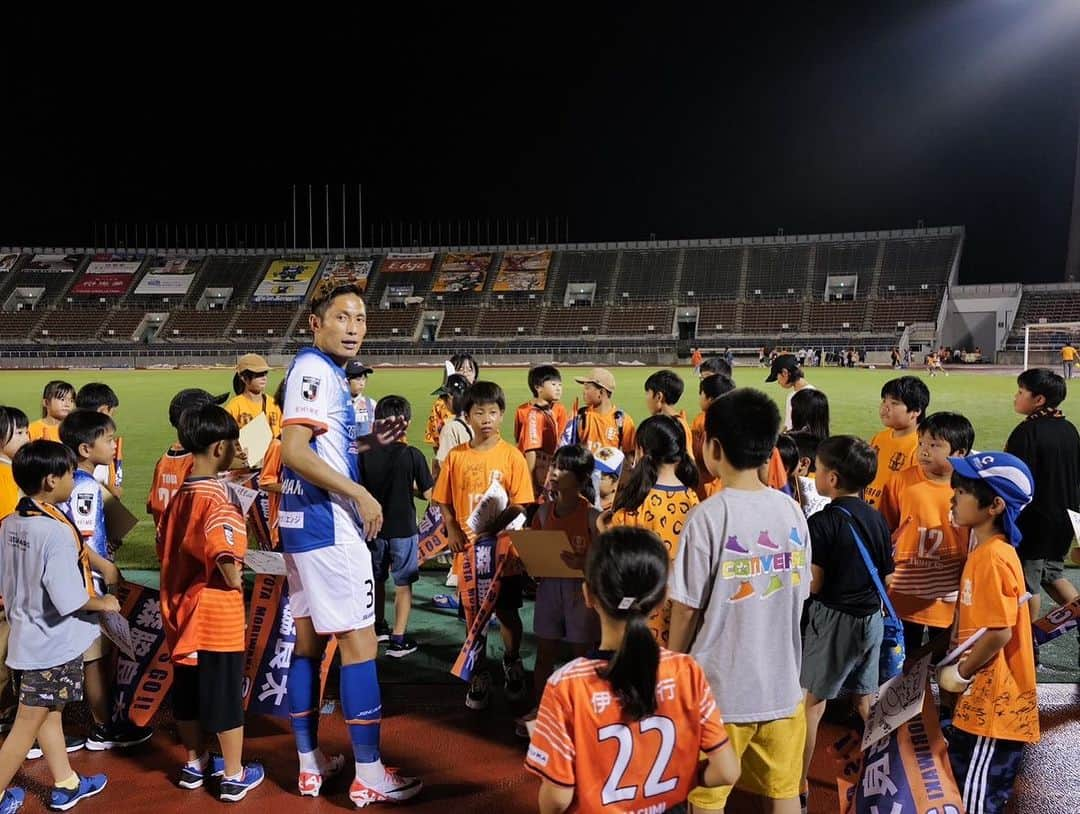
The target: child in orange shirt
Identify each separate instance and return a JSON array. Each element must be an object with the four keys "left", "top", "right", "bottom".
[
  {"left": 865, "top": 376, "right": 930, "bottom": 508},
  {"left": 147, "top": 389, "right": 228, "bottom": 526},
  {"left": 571, "top": 368, "right": 637, "bottom": 457},
  {"left": 525, "top": 527, "right": 739, "bottom": 814},
  {"left": 515, "top": 365, "right": 568, "bottom": 497},
  {"left": 643, "top": 370, "right": 693, "bottom": 452},
  {"left": 0, "top": 407, "right": 30, "bottom": 520},
  {"left": 601, "top": 415, "right": 699, "bottom": 647},
  {"left": 157, "top": 402, "right": 264, "bottom": 801},
  {"left": 424, "top": 353, "right": 479, "bottom": 452},
  {"left": 940, "top": 452, "right": 1038, "bottom": 814},
  {"left": 432, "top": 381, "right": 535, "bottom": 711},
  {"left": 879, "top": 411, "right": 974, "bottom": 653},
  {"left": 28, "top": 380, "right": 75, "bottom": 442},
  {"left": 693, "top": 374, "right": 735, "bottom": 499},
  {"left": 257, "top": 382, "right": 287, "bottom": 549}
]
